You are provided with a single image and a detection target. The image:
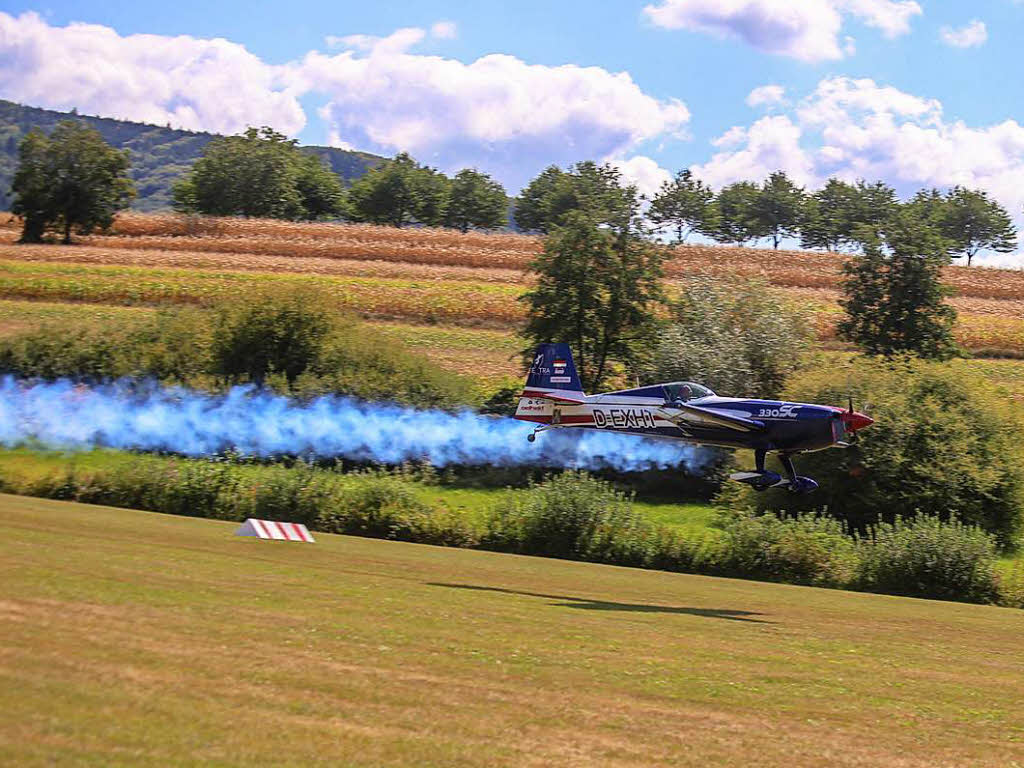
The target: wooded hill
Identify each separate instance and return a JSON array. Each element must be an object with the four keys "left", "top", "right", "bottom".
[{"left": 0, "top": 100, "right": 384, "bottom": 211}]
